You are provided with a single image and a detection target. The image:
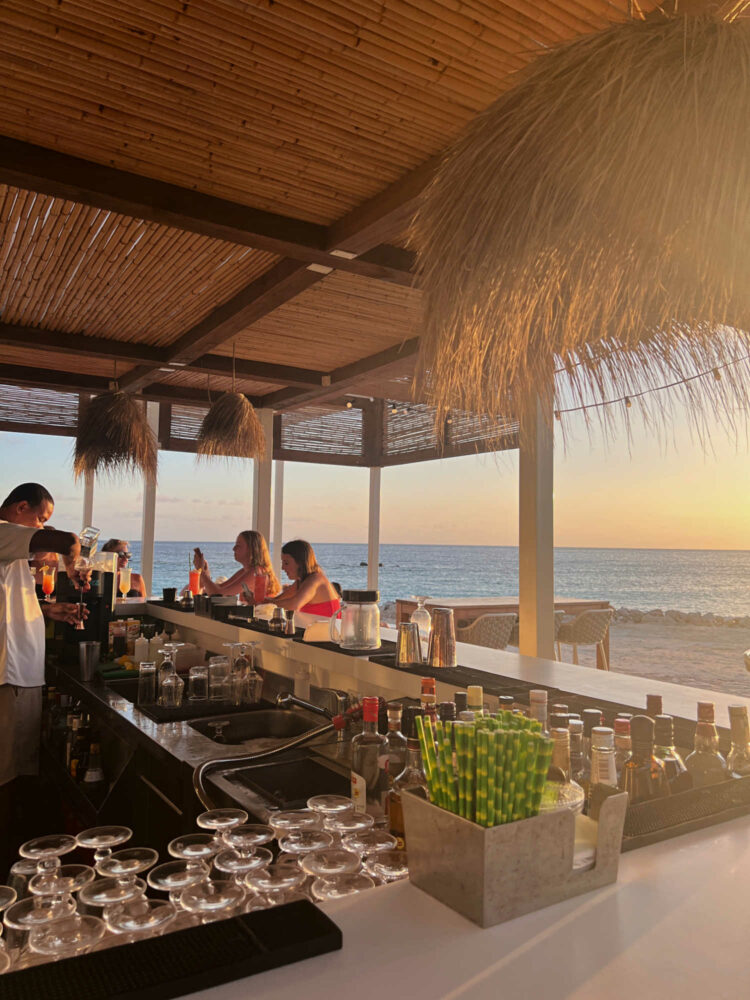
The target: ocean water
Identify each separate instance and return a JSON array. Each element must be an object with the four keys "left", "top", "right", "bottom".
[{"left": 126, "top": 542, "right": 750, "bottom": 617}]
